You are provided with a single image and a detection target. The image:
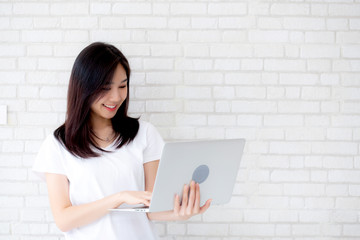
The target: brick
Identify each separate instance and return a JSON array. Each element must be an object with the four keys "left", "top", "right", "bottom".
[
  {"left": 343, "top": 45, "right": 360, "bottom": 58},
  {"left": 236, "top": 86, "right": 266, "bottom": 99},
  {"left": 305, "top": 32, "right": 335, "bottom": 43},
  {"left": 219, "top": 16, "right": 255, "bottom": 29},
  {"left": 232, "top": 101, "right": 277, "bottom": 113},
  {"left": 312, "top": 142, "right": 357, "bottom": 155},
  {"left": 175, "top": 114, "right": 206, "bottom": 126},
  {"left": 0, "top": 86, "right": 16, "bottom": 98},
  {"left": 113, "top": 3, "right": 151, "bottom": 15},
  {"left": 225, "top": 73, "right": 262, "bottom": 85},
  {"left": 191, "top": 17, "right": 217, "bottom": 29},
  {"left": 208, "top": 115, "right": 236, "bottom": 126},
  {"left": 270, "top": 142, "right": 311, "bottom": 155},
  {"left": 214, "top": 59, "right": 240, "bottom": 70},
  {"left": 170, "top": 3, "right": 207, "bottom": 15},
  {"left": 90, "top": 3, "right": 111, "bottom": 15},
  {"left": 331, "top": 210, "right": 358, "bottom": 223},
  {"left": 39, "top": 86, "right": 67, "bottom": 99},
  {"left": 265, "top": 59, "right": 306, "bottom": 72},
  {"left": 342, "top": 102, "right": 360, "bottom": 113},
  {"left": 270, "top": 210, "right": 298, "bottom": 222},
  {"left": 146, "top": 72, "right": 182, "bottom": 85},
  {"left": 344, "top": 225, "right": 360, "bottom": 236},
  {"left": 210, "top": 44, "right": 252, "bottom": 57},
  {"left": 292, "top": 224, "right": 321, "bottom": 235},
  {"left": 279, "top": 101, "right": 319, "bottom": 113},
  {"left": 249, "top": 30, "right": 288, "bottom": 43},
  {"left": 328, "top": 18, "right": 349, "bottom": 30},
  {"left": 148, "top": 30, "right": 177, "bottom": 42},
  {"left": 203, "top": 208, "right": 243, "bottom": 222},
  {"left": 350, "top": 19, "right": 360, "bottom": 29},
  {"left": 179, "top": 30, "right": 222, "bottom": 43},
  {"left": 305, "top": 197, "right": 334, "bottom": 209},
  {"left": 223, "top": 31, "right": 247, "bottom": 42},
  {"left": 168, "top": 17, "right": 191, "bottom": 29},
  {"left": 125, "top": 17, "right": 167, "bottom": 29},
  {"left": 349, "top": 185, "right": 360, "bottom": 196},
  {"left": 176, "top": 86, "right": 211, "bottom": 99},
  {"left": 311, "top": 4, "right": 328, "bottom": 17},
  {"left": 336, "top": 198, "right": 360, "bottom": 209},
  {"left": 13, "top": 3, "right": 49, "bottom": 15},
  {"left": 196, "top": 128, "right": 224, "bottom": 139},
  {"left": 286, "top": 128, "right": 325, "bottom": 141},
  {"left": 254, "top": 45, "right": 284, "bottom": 57},
  {"left": 153, "top": 3, "right": 169, "bottom": 15},
  {"left": 229, "top": 224, "right": 274, "bottom": 236},
  {"left": 329, "top": 170, "right": 360, "bottom": 183},
  {"left": 264, "top": 115, "right": 303, "bottom": 126},
  {"left": 284, "top": 184, "right": 325, "bottom": 196},
  {"left": 284, "top": 17, "right": 325, "bottom": 30},
  {"left": 215, "top": 101, "right": 231, "bottom": 113},
  {"left": 100, "top": 17, "right": 124, "bottom": 29},
  {"left": 135, "top": 87, "right": 174, "bottom": 99},
  {"left": 50, "top": 2, "right": 88, "bottom": 15},
  {"left": 62, "top": 17, "right": 98, "bottom": 29},
  {"left": 0, "top": 45, "right": 25, "bottom": 57},
  {"left": 2, "top": 141, "right": 23, "bottom": 153},
  {"left": 169, "top": 127, "right": 195, "bottom": 140},
  {"left": 271, "top": 170, "right": 309, "bottom": 182},
  {"left": 336, "top": 32, "right": 360, "bottom": 44},
  {"left": 184, "top": 101, "right": 214, "bottom": 113},
  {"left": 329, "top": 4, "right": 360, "bottom": 16},
  {"left": 175, "top": 58, "right": 212, "bottom": 71},
  {"left": 14, "top": 127, "right": 44, "bottom": 140},
  {"left": 213, "top": 86, "right": 235, "bottom": 99},
  {"left": 243, "top": 209, "right": 269, "bottom": 222},
  {"left": 308, "top": 59, "right": 332, "bottom": 72},
  {"left": 237, "top": 115, "right": 262, "bottom": 127},
  {"left": 301, "top": 45, "right": 340, "bottom": 58},
  {"left": 146, "top": 100, "right": 182, "bottom": 113},
  {"left": 258, "top": 17, "right": 282, "bottom": 29},
  {"left": 184, "top": 44, "right": 209, "bottom": 57},
  {"left": 151, "top": 44, "right": 181, "bottom": 57},
  {"left": 144, "top": 58, "right": 173, "bottom": 70},
  {"left": 188, "top": 223, "right": 228, "bottom": 236},
  {"left": 270, "top": 3, "right": 310, "bottom": 15},
  {"left": 326, "top": 128, "right": 352, "bottom": 140},
  {"left": 209, "top": 3, "right": 247, "bottom": 15},
  {"left": 225, "top": 128, "right": 256, "bottom": 140}
]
